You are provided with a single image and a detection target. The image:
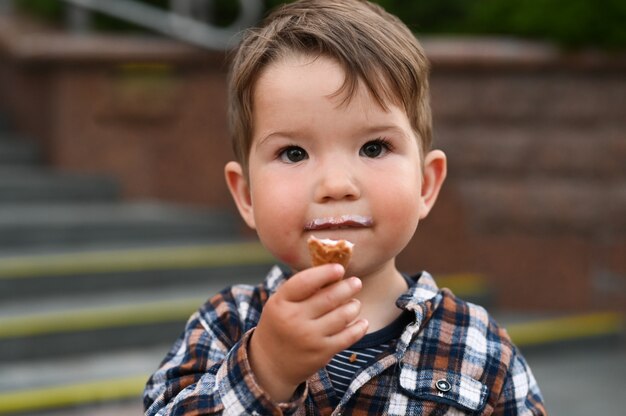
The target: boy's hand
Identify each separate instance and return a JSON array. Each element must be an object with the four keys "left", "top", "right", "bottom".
[{"left": 249, "top": 264, "right": 368, "bottom": 403}]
